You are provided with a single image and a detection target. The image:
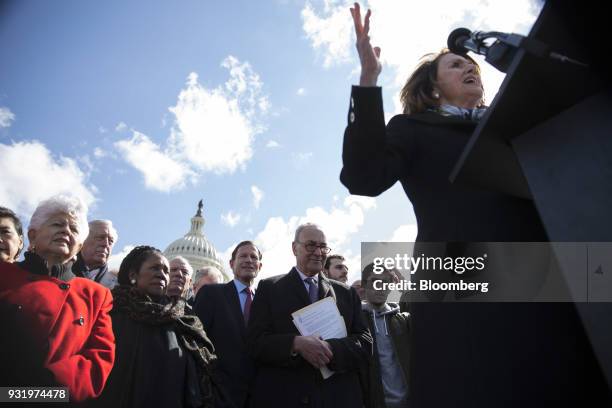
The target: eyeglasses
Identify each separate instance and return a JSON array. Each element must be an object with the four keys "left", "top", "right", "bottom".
[{"left": 296, "top": 240, "right": 332, "bottom": 254}]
